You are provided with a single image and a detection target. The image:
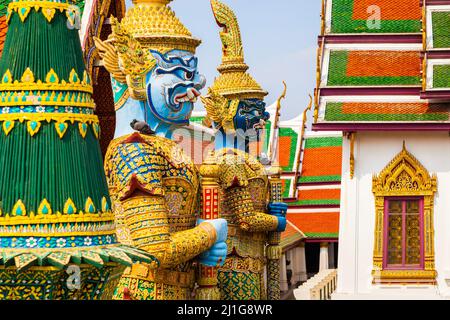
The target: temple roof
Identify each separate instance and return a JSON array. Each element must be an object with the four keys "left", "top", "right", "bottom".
[
  {"left": 298, "top": 135, "right": 343, "bottom": 184},
  {"left": 314, "top": 0, "right": 450, "bottom": 130},
  {"left": 280, "top": 220, "right": 306, "bottom": 249},
  {"left": 282, "top": 133, "right": 343, "bottom": 244}
]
